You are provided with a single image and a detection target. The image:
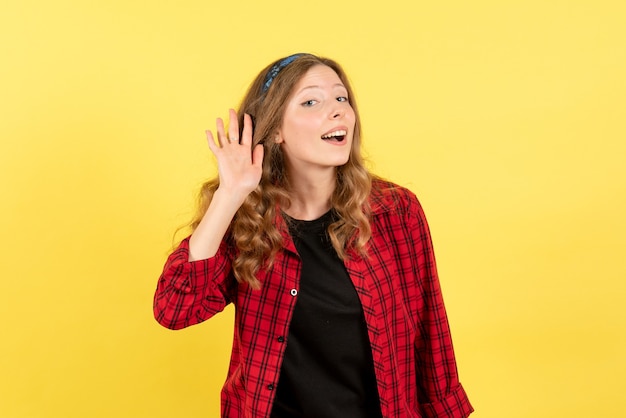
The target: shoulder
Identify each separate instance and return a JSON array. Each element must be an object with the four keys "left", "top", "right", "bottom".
[{"left": 369, "top": 177, "right": 423, "bottom": 217}]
